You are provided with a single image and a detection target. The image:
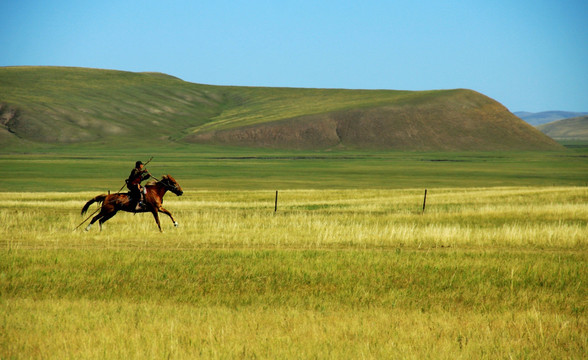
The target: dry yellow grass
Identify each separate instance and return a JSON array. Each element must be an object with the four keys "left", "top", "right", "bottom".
[
  {"left": 1, "top": 186, "right": 586, "bottom": 250},
  {"left": 1, "top": 186, "right": 586, "bottom": 359},
  {"left": 3, "top": 299, "right": 584, "bottom": 359}
]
